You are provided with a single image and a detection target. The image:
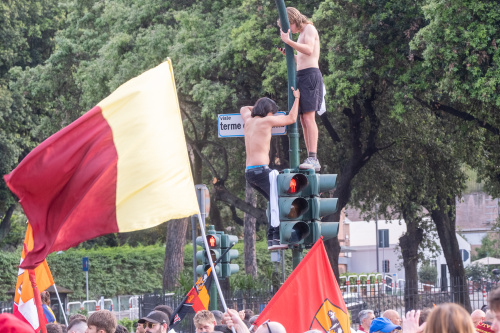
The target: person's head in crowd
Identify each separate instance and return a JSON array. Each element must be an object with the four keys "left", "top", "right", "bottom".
[
  {"left": 61, "top": 324, "right": 68, "bottom": 333},
  {"left": 139, "top": 310, "right": 169, "bottom": 333},
  {"left": 255, "top": 320, "right": 287, "bottom": 333},
  {"left": 489, "top": 287, "right": 500, "bottom": 333},
  {"left": 370, "top": 317, "right": 401, "bottom": 333},
  {"left": 153, "top": 305, "right": 173, "bottom": 322},
  {"left": 86, "top": 310, "right": 117, "bottom": 333},
  {"left": 472, "top": 310, "right": 487, "bottom": 327},
  {"left": 425, "top": 303, "right": 475, "bottom": 333},
  {"left": 383, "top": 310, "right": 402, "bottom": 327},
  {"left": 249, "top": 315, "right": 259, "bottom": 326},
  {"left": 41, "top": 290, "right": 51, "bottom": 306},
  {"left": 243, "top": 309, "right": 254, "bottom": 321},
  {"left": 115, "top": 325, "right": 129, "bottom": 333},
  {"left": 359, "top": 310, "right": 376, "bottom": 331},
  {"left": 69, "top": 314, "right": 87, "bottom": 324},
  {"left": 194, "top": 310, "right": 217, "bottom": 333},
  {"left": 68, "top": 318, "right": 88, "bottom": 333},
  {"left": 211, "top": 310, "right": 224, "bottom": 325},
  {"left": 485, "top": 310, "right": 496, "bottom": 325},
  {"left": 46, "top": 323, "right": 63, "bottom": 333},
  {"left": 418, "top": 308, "right": 432, "bottom": 326},
  {"left": 135, "top": 321, "right": 146, "bottom": 333}
]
